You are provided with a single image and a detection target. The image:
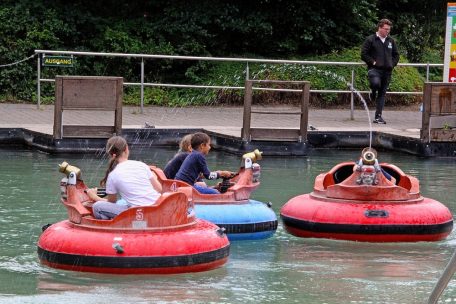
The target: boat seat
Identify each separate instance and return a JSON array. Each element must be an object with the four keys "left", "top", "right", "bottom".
[
  {"left": 81, "top": 191, "right": 194, "bottom": 228},
  {"left": 333, "top": 164, "right": 355, "bottom": 184},
  {"left": 150, "top": 166, "right": 168, "bottom": 182},
  {"left": 380, "top": 163, "right": 417, "bottom": 191},
  {"left": 381, "top": 166, "right": 401, "bottom": 185},
  {"left": 150, "top": 165, "right": 190, "bottom": 192}
]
